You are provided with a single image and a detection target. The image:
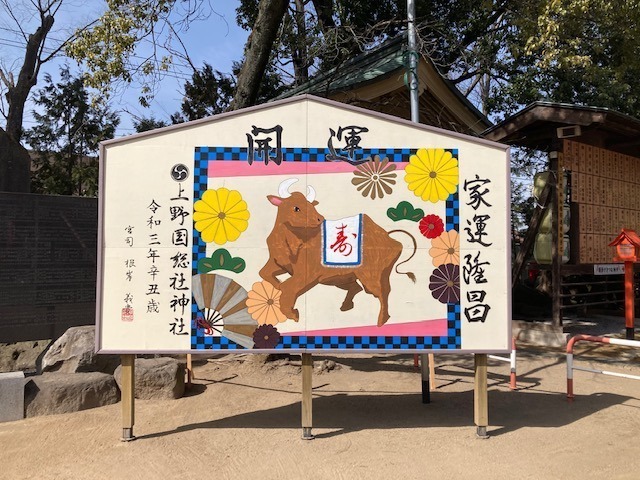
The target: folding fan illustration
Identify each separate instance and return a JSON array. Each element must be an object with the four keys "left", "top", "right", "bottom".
[{"left": 191, "top": 273, "right": 257, "bottom": 349}]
